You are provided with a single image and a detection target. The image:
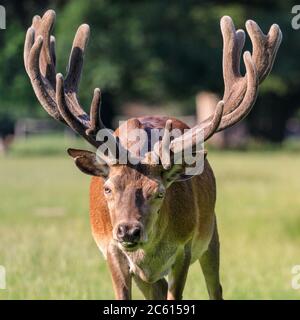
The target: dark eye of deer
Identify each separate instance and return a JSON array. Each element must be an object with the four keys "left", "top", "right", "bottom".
[
  {"left": 157, "top": 192, "right": 165, "bottom": 199},
  {"left": 104, "top": 187, "right": 112, "bottom": 194}
]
